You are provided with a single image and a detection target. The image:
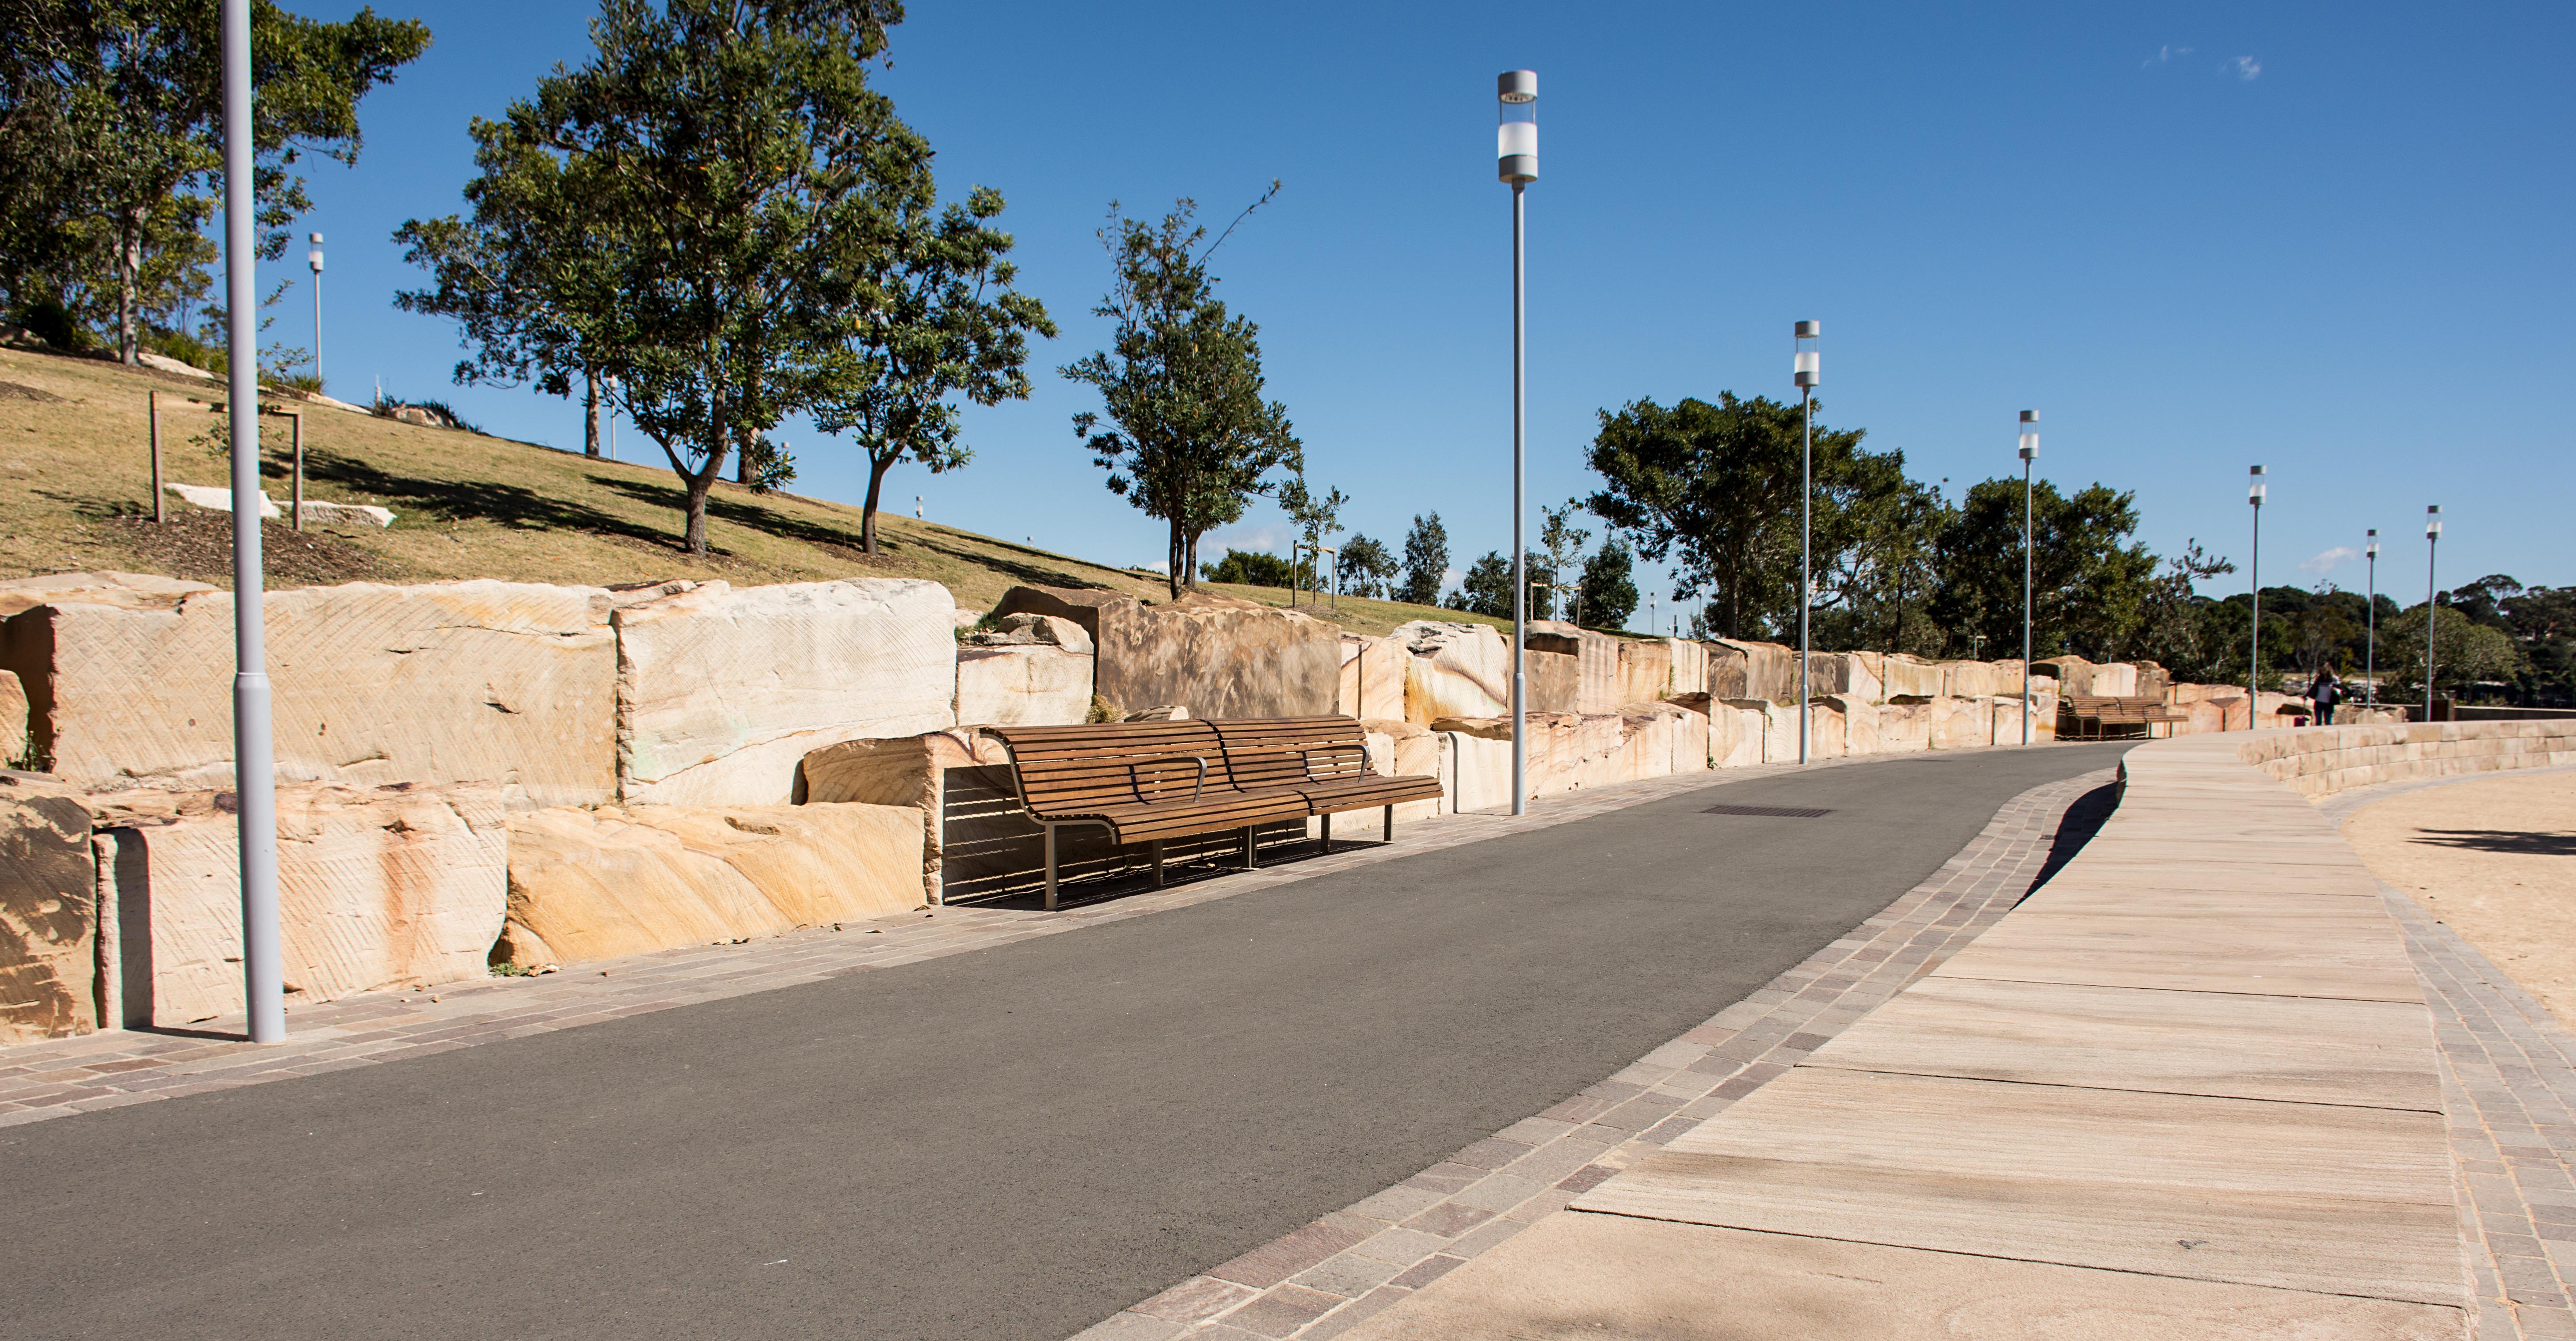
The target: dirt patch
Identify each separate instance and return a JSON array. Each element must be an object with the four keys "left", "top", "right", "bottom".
[
  {"left": 0, "top": 380, "right": 66, "bottom": 402},
  {"left": 2344, "top": 770, "right": 2576, "bottom": 1026},
  {"left": 95, "top": 509, "right": 398, "bottom": 588}
]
